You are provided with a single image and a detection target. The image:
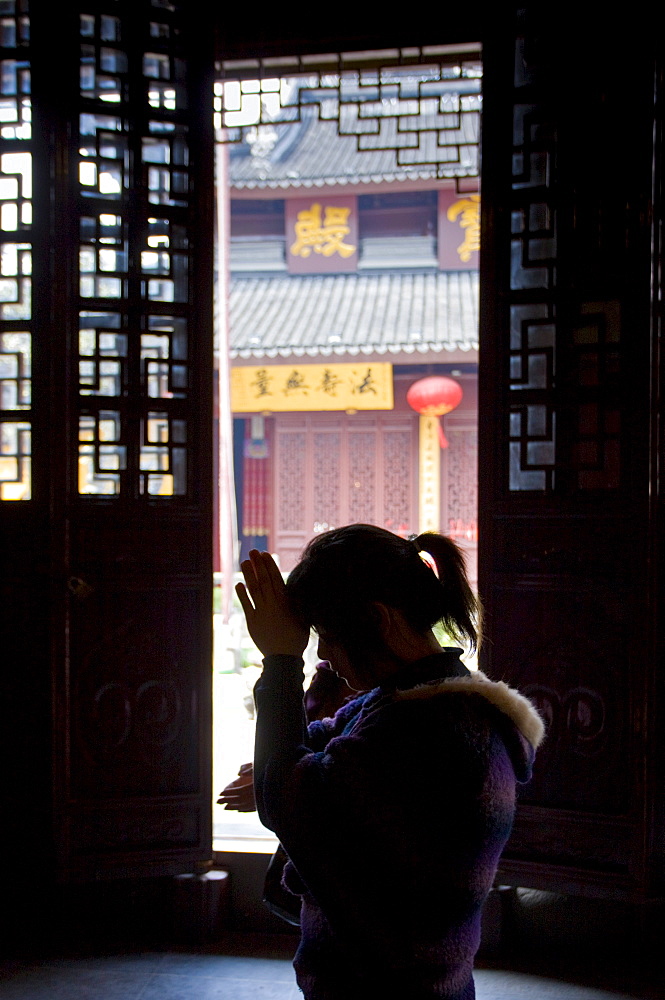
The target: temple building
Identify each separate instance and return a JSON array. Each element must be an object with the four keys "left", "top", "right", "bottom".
[{"left": 222, "top": 69, "right": 481, "bottom": 576}]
